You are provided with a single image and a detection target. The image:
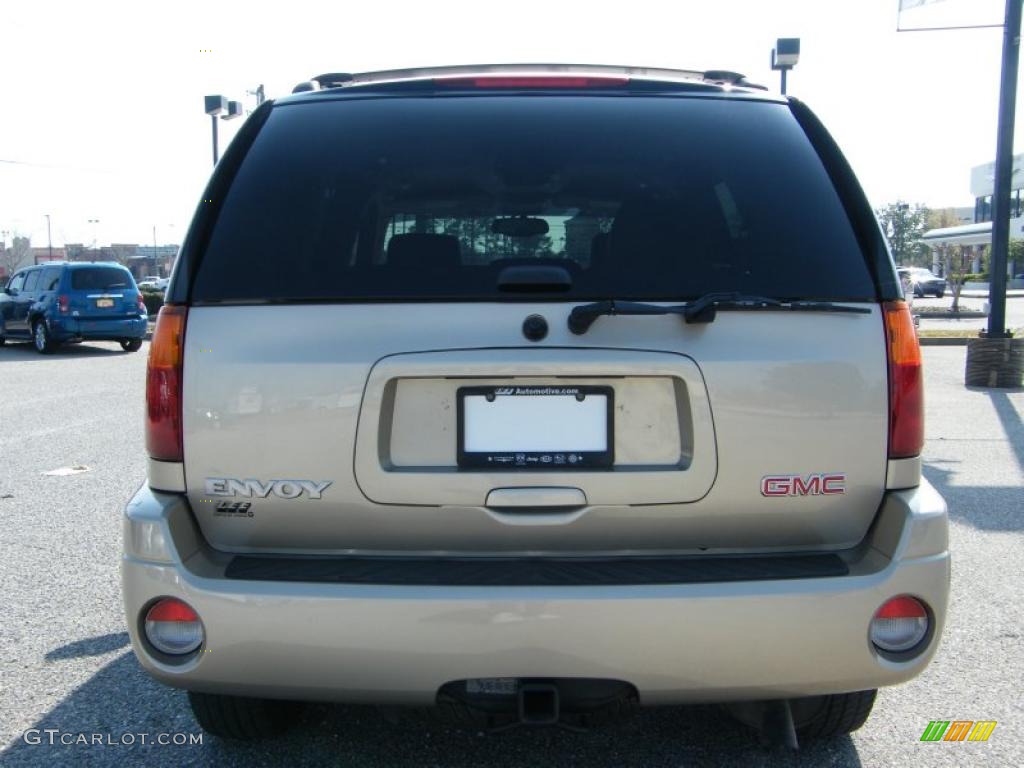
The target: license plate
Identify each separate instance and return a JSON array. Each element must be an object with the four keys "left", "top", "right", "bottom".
[
  {"left": 96, "top": 298, "right": 114, "bottom": 308},
  {"left": 457, "top": 385, "right": 614, "bottom": 469}
]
